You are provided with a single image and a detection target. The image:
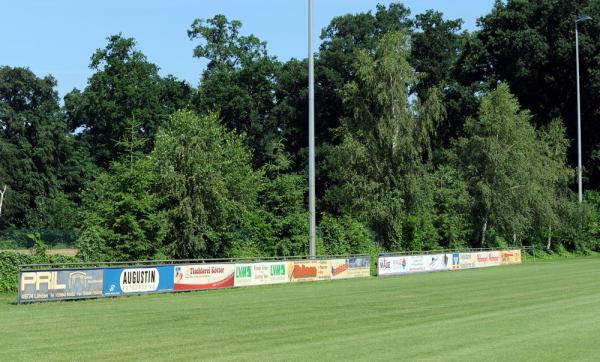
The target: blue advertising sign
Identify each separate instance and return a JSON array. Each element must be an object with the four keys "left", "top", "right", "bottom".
[
  {"left": 19, "top": 269, "right": 104, "bottom": 302},
  {"left": 452, "top": 253, "right": 460, "bottom": 270},
  {"left": 103, "top": 266, "right": 174, "bottom": 296}
]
